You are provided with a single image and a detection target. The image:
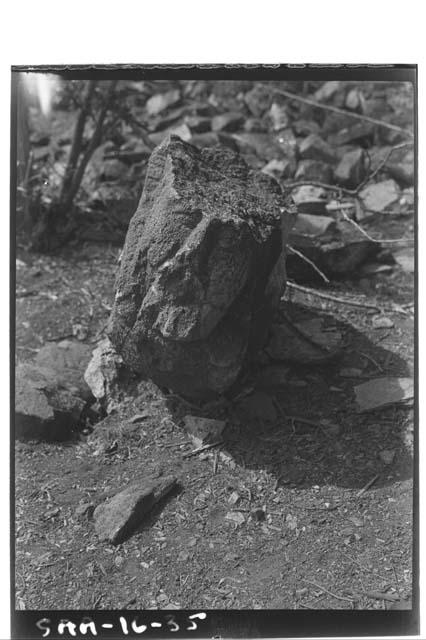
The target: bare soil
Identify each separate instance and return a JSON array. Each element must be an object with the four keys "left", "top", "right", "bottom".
[{"left": 14, "top": 217, "right": 414, "bottom": 610}]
